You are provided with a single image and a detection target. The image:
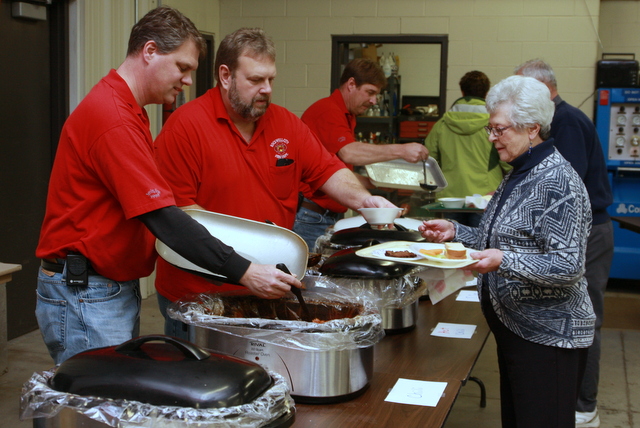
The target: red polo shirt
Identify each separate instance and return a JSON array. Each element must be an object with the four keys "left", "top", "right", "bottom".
[
  {"left": 154, "top": 86, "right": 346, "bottom": 300},
  {"left": 299, "top": 89, "right": 356, "bottom": 213},
  {"left": 36, "top": 69, "right": 176, "bottom": 281}
]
